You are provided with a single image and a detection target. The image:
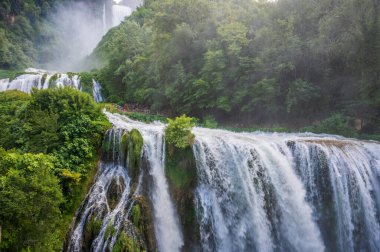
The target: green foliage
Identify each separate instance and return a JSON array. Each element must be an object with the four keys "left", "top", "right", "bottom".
[
  {"left": 49, "top": 73, "right": 59, "bottom": 88},
  {"left": 0, "top": 149, "right": 64, "bottom": 251},
  {"left": 166, "top": 146, "right": 197, "bottom": 189},
  {"left": 0, "top": 1, "right": 50, "bottom": 69},
  {"left": 302, "top": 114, "right": 358, "bottom": 138},
  {"left": 0, "top": 69, "right": 24, "bottom": 80},
  {"left": 165, "top": 115, "right": 195, "bottom": 149},
  {"left": 165, "top": 143, "right": 198, "bottom": 247},
  {"left": 127, "top": 129, "right": 143, "bottom": 171},
  {"left": 132, "top": 205, "right": 141, "bottom": 227},
  {"left": 126, "top": 112, "right": 166, "bottom": 123},
  {"left": 202, "top": 115, "right": 218, "bottom": 129},
  {"left": 91, "top": 0, "right": 380, "bottom": 135},
  {"left": 86, "top": 216, "right": 102, "bottom": 241},
  {"left": 79, "top": 72, "right": 94, "bottom": 94},
  {"left": 112, "top": 231, "right": 140, "bottom": 252},
  {"left": 286, "top": 79, "right": 319, "bottom": 114},
  {"left": 0, "top": 88, "right": 110, "bottom": 251},
  {"left": 105, "top": 223, "right": 116, "bottom": 238}
]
